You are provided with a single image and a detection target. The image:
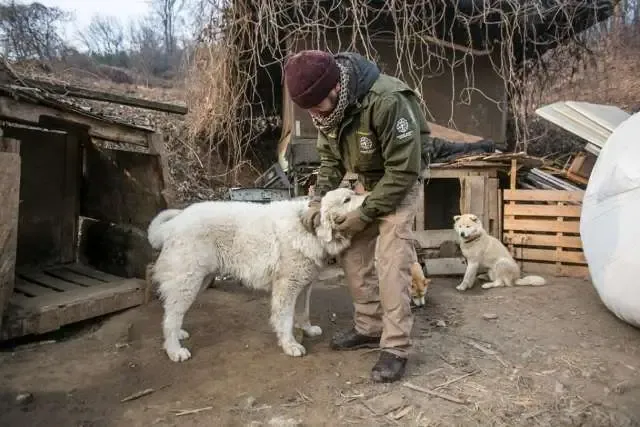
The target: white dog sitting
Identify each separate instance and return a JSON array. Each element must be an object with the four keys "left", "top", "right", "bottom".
[
  {"left": 453, "top": 213, "right": 547, "bottom": 291},
  {"left": 147, "top": 187, "right": 366, "bottom": 362}
]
